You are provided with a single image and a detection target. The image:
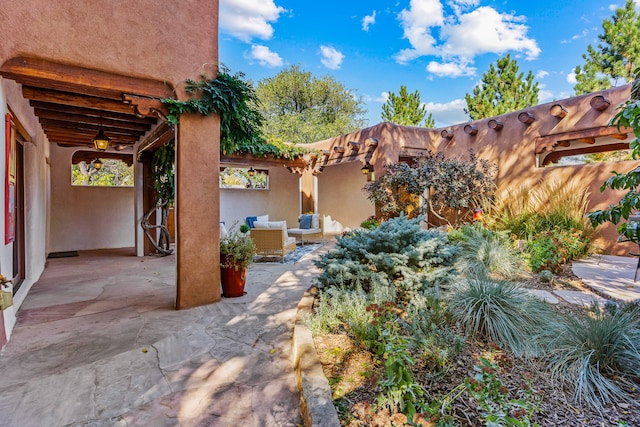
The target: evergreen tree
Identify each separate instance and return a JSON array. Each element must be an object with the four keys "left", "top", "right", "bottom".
[
  {"left": 381, "top": 85, "right": 435, "bottom": 127},
  {"left": 573, "top": 0, "right": 640, "bottom": 95},
  {"left": 464, "top": 54, "right": 539, "bottom": 120},
  {"left": 255, "top": 65, "right": 367, "bottom": 144}
]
